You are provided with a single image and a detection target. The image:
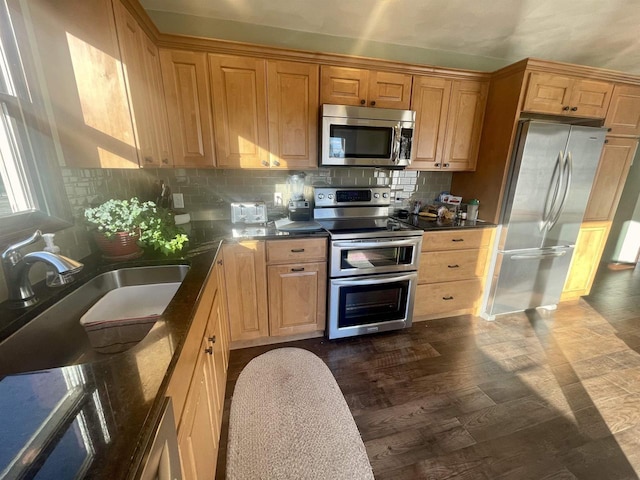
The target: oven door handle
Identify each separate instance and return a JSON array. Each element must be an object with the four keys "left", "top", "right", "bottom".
[
  {"left": 333, "top": 238, "right": 421, "bottom": 249},
  {"left": 332, "top": 272, "right": 416, "bottom": 286}
]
